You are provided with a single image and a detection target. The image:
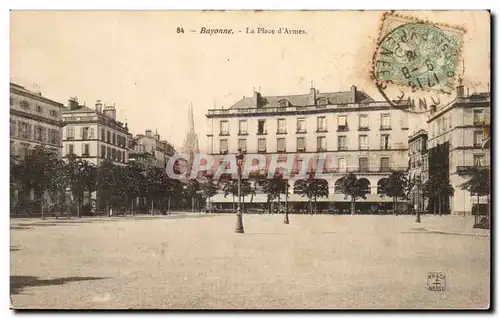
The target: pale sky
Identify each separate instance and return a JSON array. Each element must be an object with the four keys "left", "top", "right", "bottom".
[{"left": 10, "top": 11, "right": 490, "bottom": 151}]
